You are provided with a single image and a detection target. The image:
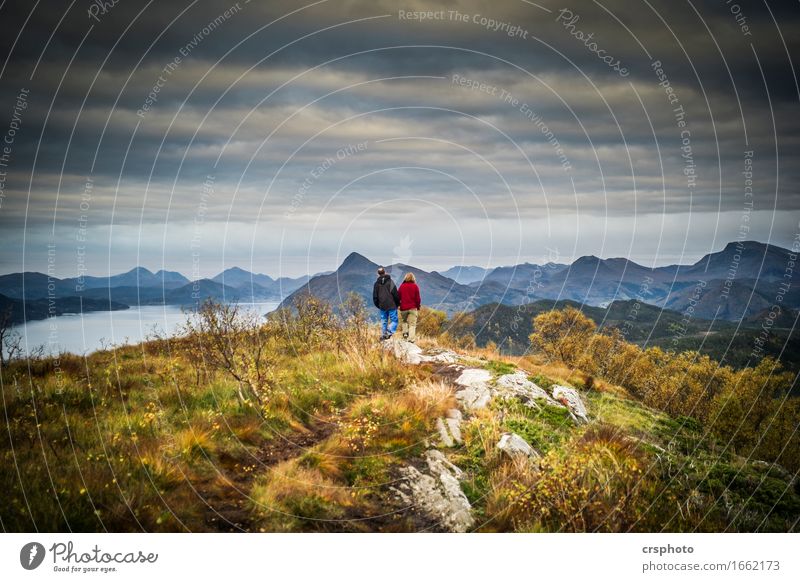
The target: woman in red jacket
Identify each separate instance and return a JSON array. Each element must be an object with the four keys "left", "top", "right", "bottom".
[{"left": 397, "top": 272, "right": 421, "bottom": 343}]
